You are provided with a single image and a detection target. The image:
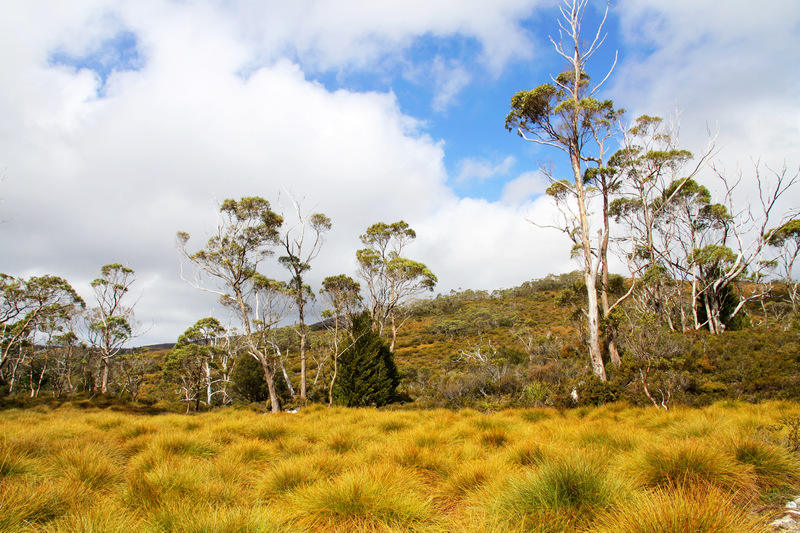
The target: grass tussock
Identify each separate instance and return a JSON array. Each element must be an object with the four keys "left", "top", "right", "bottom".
[
  {"left": 0, "top": 480, "right": 73, "bottom": 531},
  {"left": 51, "top": 442, "right": 121, "bottom": 490},
  {"left": 0, "top": 402, "right": 795, "bottom": 531},
  {"left": 730, "top": 436, "right": 800, "bottom": 490},
  {"left": 494, "top": 455, "right": 629, "bottom": 531},
  {"left": 290, "top": 466, "right": 433, "bottom": 531},
  {"left": 593, "top": 486, "right": 768, "bottom": 533},
  {"left": 628, "top": 440, "right": 755, "bottom": 496}
]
